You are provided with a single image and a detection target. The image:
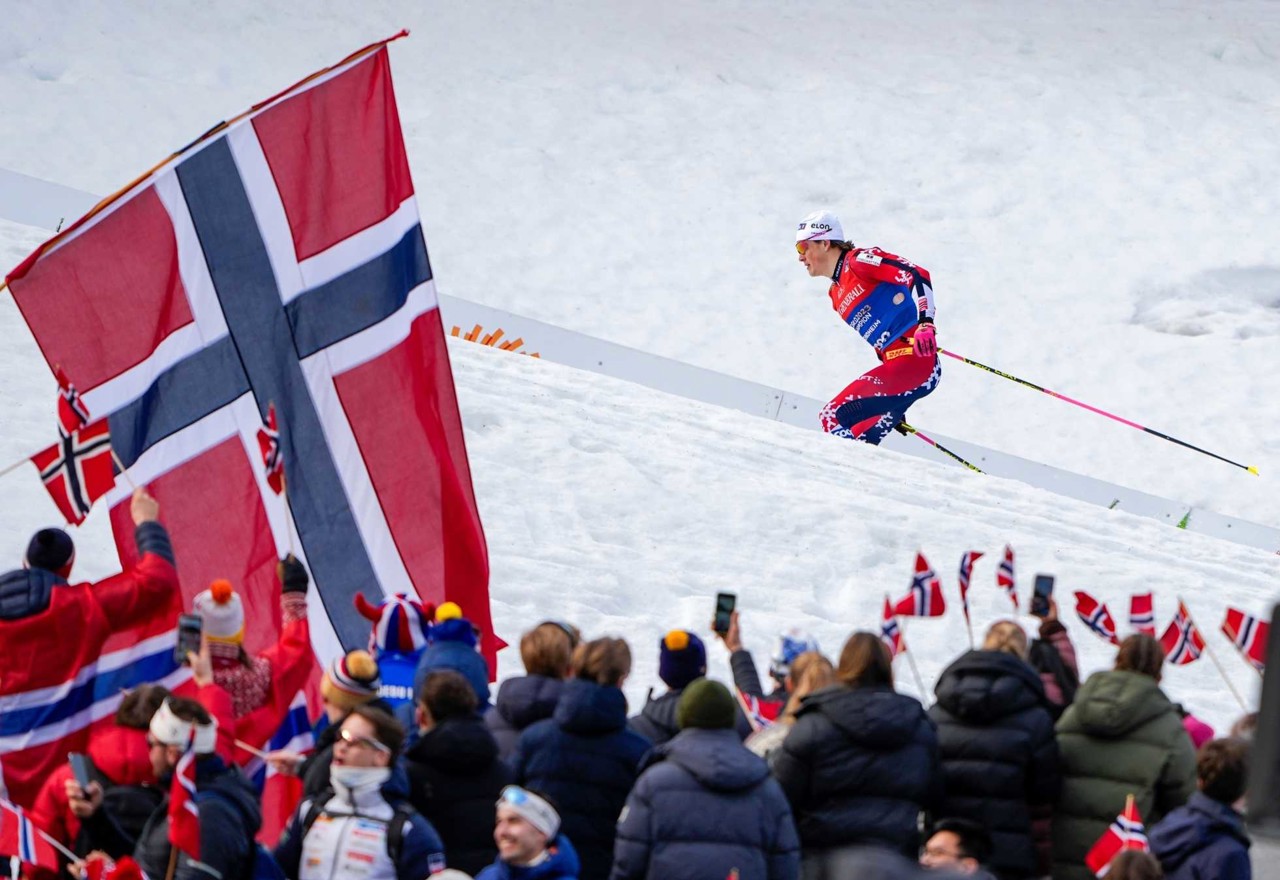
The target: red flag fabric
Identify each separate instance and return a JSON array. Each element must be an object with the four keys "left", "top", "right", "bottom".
[
  {"left": 997, "top": 544, "right": 1017, "bottom": 610},
  {"left": 1129, "top": 593, "right": 1156, "bottom": 637},
  {"left": 957, "top": 550, "right": 984, "bottom": 628},
  {"left": 29, "top": 418, "right": 115, "bottom": 525},
  {"left": 55, "top": 367, "right": 91, "bottom": 435},
  {"left": 0, "top": 799, "right": 59, "bottom": 870},
  {"left": 891, "top": 552, "right": 946, "bottom": 617},
  {"left": 1074, "top": 591, "right": 1120, "bottom": 645},
  {"left": 256, "top": 403, "right": 285, "bottom": 495},
  {"left": 168, "top": 737, "right": 201, "bottom": 858},
  {"left": 733, "top": 687, "right": 783, "bottom": 734},
  {"left": 5, "top": 38, "right": 492, "bottom": 674},
  {"left": 1159, "top": 601, "right": 1206, "bottom": 666},
  {"left": 880, "top": 596, "right": 905, "bottom": 659},
  {"left": 1222, "top": 607, "right": 1268, "bottom": 672},
  {"left": 1084, "top": 798, "right": 1148, "bottom": 877}
]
